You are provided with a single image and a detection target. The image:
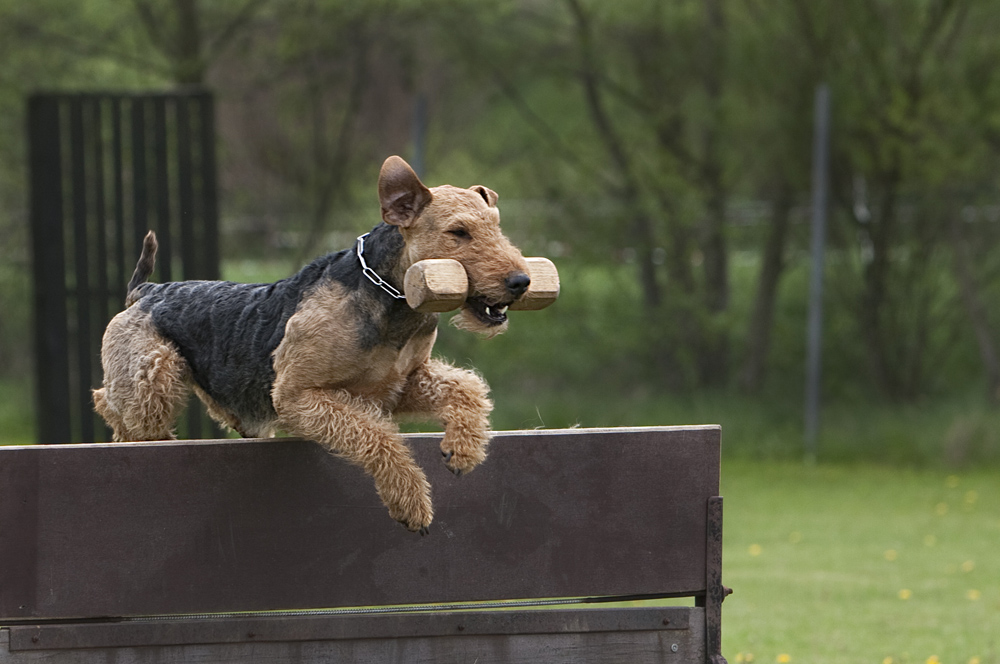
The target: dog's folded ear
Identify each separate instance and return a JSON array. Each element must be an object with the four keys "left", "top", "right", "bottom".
[
  {"left": 379, "top": 156, "right": 432, "bottom": 228},
  {"left": 470, "top": 185, "right": 498, "bottom": 207}
]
